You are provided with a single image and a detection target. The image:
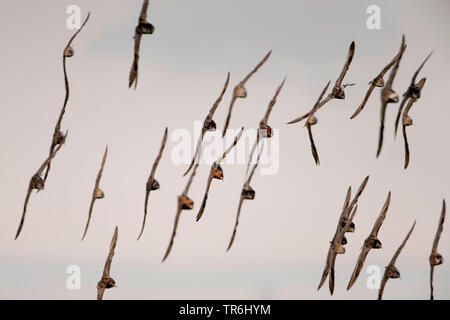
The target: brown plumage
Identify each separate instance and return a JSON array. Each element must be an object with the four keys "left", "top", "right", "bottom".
[
  {"left": 394, "top": 51, "right": 433, "bottom": 137},
  {"left": 183, "top": 73, "right": 230, "bottom": 177},
  {"left": 196, "top": 128, "right": 244, "bottom": 222},
  {"left": 129, "top": 0, "right": 154, "bottom": 89},
  {"left": 287, "top": 81, "right": 330, "bottom": 165},
  {"left": 222, "top": 51, "right": 272, "bottom": 137},
  {"left": 137, "top": 127, "right": 168, "bottom": 240},
  {"left": 226, "top": 143, "right": 264, "bottom": 251},
  {"left": 402, "top": 77, "right": 426, "bottom": 169},
  {"left": 347, "top": 191, "right": 391, "bottom": 290},
  {"left": 82, "top": 146, "right": 108, "bottom": 241},
  {"left": 245, "top": 77, "right": 286, "bottom": 175},
  {"left": 43, "top": 13, "right": 90, "bottom": 183},
  {"left": 162, "top": 136, "right": 205, "bottom": 261},
  {"left": 15, "top": 132, "right": 68, "bottom": 240},
  {"left": 318, "top": 175, "right": 369, "bottom": 295},
  {"left": 378, "top": 220, "right": 416, "bottom": 300},
  {"left": 376, "top": 37, "right": 407, "bottom": 157},
  {"left": 430, "top": 199, "right": 446, "bottom": 300},
  {"left": 287, "top": 42, "right": 355, "bottom": 125},
  {"left": 97, "top": 226, "right": 118, "bottom": 300},
  {"left": 350, "top": 36, "right": 405, "bottom": 119}
]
